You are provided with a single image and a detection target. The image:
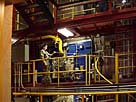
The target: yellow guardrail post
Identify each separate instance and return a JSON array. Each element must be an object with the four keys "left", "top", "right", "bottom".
[
  {"left": 93, "top": 56, "right": 96, "bottom": 83},
  {"left": 28, "top": 63, "right": 30, "bottom": 82},
  {"left": 115, "top": 54, "right": 119, "bottom": 84},
  {"left": 116, "top": 94, "right": 119, "bottom": 102},
  {"left": 32, "top": 61, "right": 36, "bottom": 87},
  {"left": 85, "top": 55, "right": 88, "bottom": 85},
  {"left": 82, "top": 95, "right": 84, "bottom": 102},
  {"left": 40, "top": 95, "right": 43, "bottom": 102},
  {"left": 98, "top": 62, "right": 101, "bottom": 82},
  {"left": 72, "top": 6, "right": 74, "bottom": 19},
  {"left": 62, "top": 14, "right": 64, "bottom": 19},
  {"left": 115, "top": 53, "right": 119, "bottom": 102},
  {"left": 58, "top": 58, "right": 60, "bottom": 87},
  {"left": 89, "top": 55, "right": 91, "bottom": 85}
]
